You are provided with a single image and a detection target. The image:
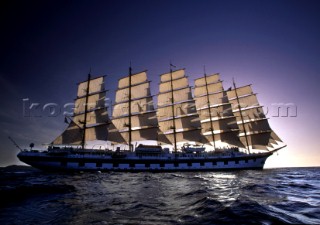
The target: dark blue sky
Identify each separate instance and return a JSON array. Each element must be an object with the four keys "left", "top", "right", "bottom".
[{"left": 1, "top": 0, "right": 320, "bottom": 167}]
